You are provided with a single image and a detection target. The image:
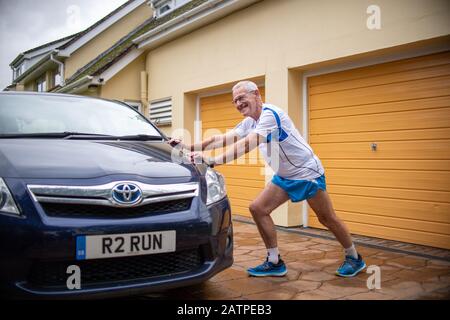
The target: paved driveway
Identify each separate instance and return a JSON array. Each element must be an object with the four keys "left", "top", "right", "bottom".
[{"left": 141, "top": 220, "right": 450, "bottom": 300}]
